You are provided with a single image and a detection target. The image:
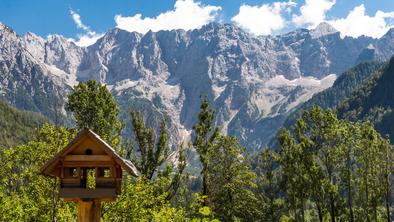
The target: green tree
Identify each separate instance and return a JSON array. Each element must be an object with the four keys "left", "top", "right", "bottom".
[
  {"left": 0, "top": 124, "right": 76, "bottom": 221},
  {"left": 381, "top": 136, "right": 393, "bottom": 222},
  {"left": 278, "top": 106, "right": 394, "bottom": 221},
  {"left": 278, "top": 107, "right": 345, "bottom": 222},
  {"left": 255, "top": 149, "right": 283, "bottom": 221},
  {"left": 128, "top": 111, "right": 186, "bottom": 201},
  {"left": 192, "top": 97, "right": 219, "bottom": 203},
  {"left": 337, "top": 121, "right": 358, "bottom": 222},
  {"left": 103, "top": 177, "right": 188, "bottom": 222},
  {"left": 277, "top": 123, "right": 311, "bottom": 222},
  {"left": 128, "top": 111, "right": 170, "bottom": 180},
  {"left": 66, "top": 80, "right": 123, "bottom": 146},
  {"left": 302, "top": 107, "right": 343, "bottom": 222},
  {"left": 207, "top": 135, "right": 259, "bottom": 221},
  {"left": 354, "top": 122, "right": 385, "bottom": 222}
]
